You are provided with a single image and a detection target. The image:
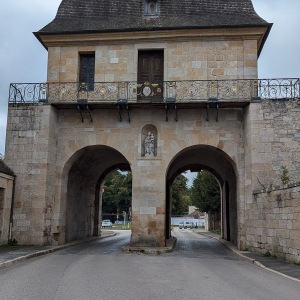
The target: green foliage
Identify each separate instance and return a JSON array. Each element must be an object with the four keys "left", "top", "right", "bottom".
[
  {"left": 102, "top": 171, "right": 132, "bottom": 216},
  {"left": 171, "top": 174, "right": 190, "bottom": 215},
  {"left": 280, "top": 166, "right": 290, "bottom": 185},
  {"left": 111, "top": 223, "right": 131, "bottom": 230},
  {"left": 190, "top": 171, "right": 220, "bottom": 214}
]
